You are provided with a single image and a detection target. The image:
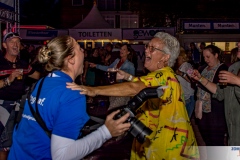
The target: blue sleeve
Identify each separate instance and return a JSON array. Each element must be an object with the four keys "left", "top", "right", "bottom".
[
  {"left": 96, "top": 59, "right": 119, "bottom": 71},
  {"left": 121, "top": 61, "right": 135, "bottom": 76},
  {"left": 128, "top": 62, "right": 135, "bottom": 76}
]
